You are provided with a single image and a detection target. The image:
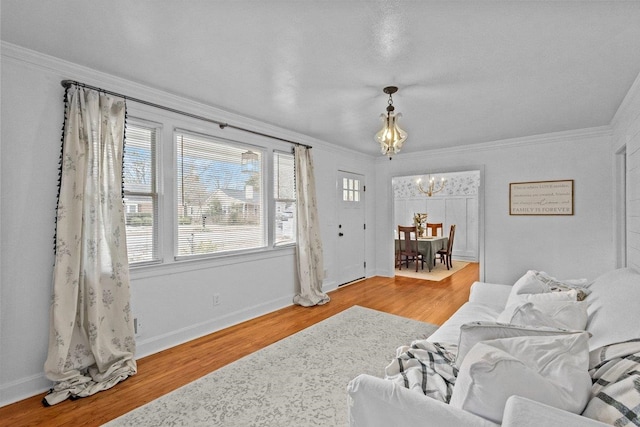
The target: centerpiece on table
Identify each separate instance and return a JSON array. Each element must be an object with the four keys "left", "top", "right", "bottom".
[{"left": 413, "top": 213, "right": 428, "bottom": 238}]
